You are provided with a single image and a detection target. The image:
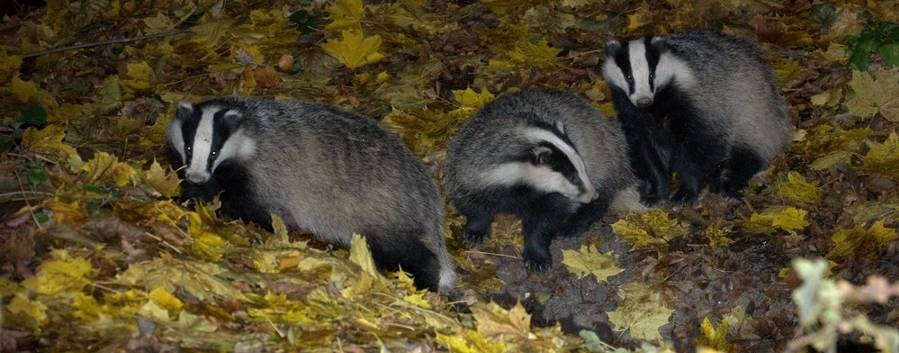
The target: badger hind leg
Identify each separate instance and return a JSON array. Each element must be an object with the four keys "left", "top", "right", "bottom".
[
  {"left": 716, "top": 145, "right": 765, "bottom": 198},
  {"left": 365, "top": 231, "right": 443, "bottom": 291}
]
